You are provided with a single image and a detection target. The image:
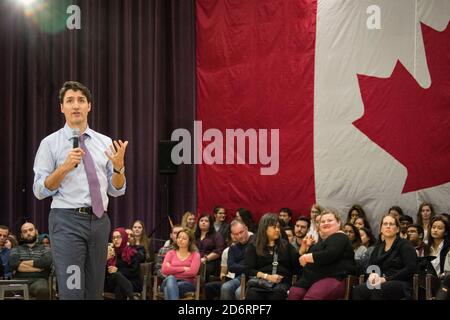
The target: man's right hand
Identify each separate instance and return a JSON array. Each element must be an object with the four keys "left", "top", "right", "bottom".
[{"left": 63, "top": 148, "right": 85, "bottom": 170}]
